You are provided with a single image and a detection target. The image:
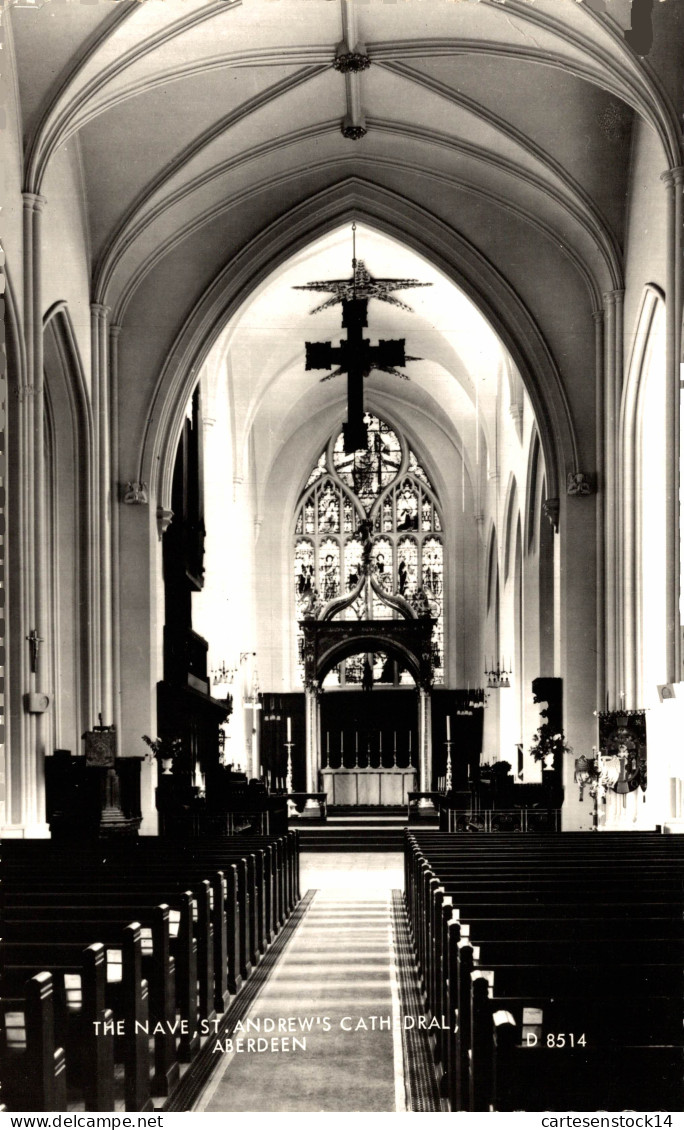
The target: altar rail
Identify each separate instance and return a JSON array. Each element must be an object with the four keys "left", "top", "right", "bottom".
[{"left": 443, "top": 807, "right": 561, "bottom": 833}]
